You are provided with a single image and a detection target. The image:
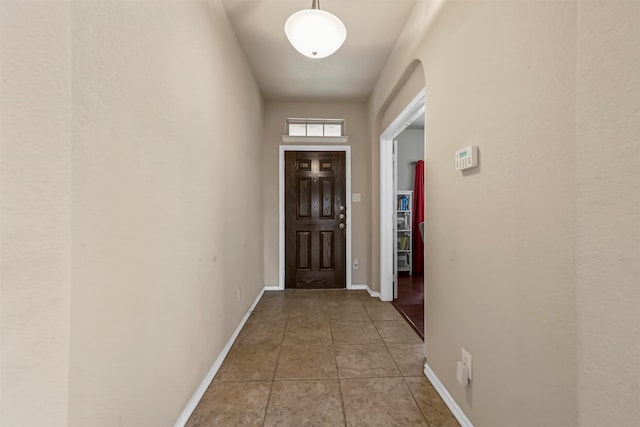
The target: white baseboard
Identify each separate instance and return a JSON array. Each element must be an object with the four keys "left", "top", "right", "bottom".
[
  {"left": 366, "top": 286, "right": 380, "bottom": 298},
  {"left": 423, "top": 362, "right": 473, "bottom": 427},
  {"left": 264, "top": 285, "right": 281, "bottom": 291},
  {"left": 173, "top": 287, "right": 266, "bottom": 427},
  {"left": 351, "top": 283, "right": 380, "bottom": 298}
]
